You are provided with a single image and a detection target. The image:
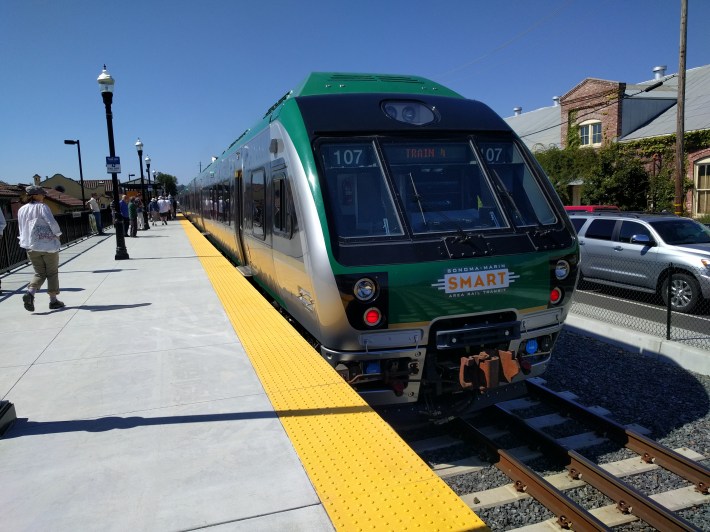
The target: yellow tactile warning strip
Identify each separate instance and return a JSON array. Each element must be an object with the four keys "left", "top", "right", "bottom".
[{"left": 181, "top": 219, "right": 488, "bottom": 531}]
